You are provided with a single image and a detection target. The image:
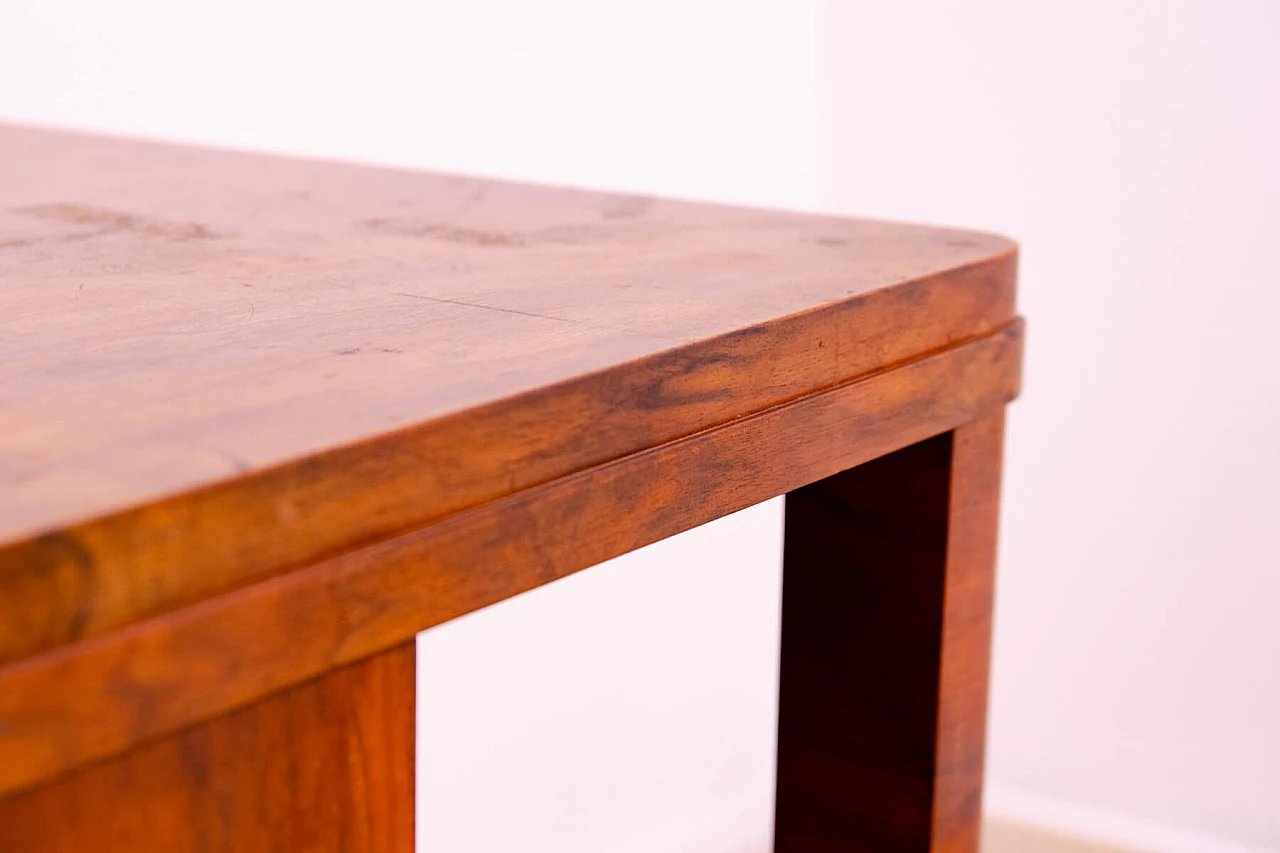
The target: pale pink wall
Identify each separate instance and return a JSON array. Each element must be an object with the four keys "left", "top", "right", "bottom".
[{"left": 817, "top": 4, "right": 1280, "bottom": 850}]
